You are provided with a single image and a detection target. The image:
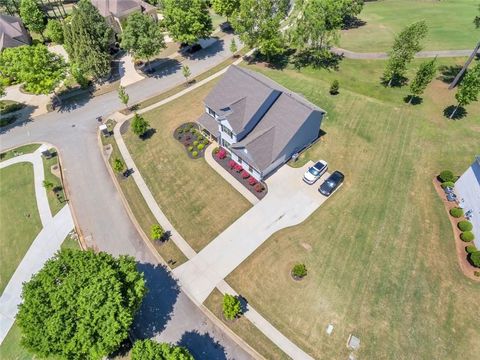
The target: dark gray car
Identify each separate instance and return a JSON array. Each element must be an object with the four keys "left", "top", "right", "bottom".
[{"left": 319, "top": 171, "right": 344, "bottom": 196}]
